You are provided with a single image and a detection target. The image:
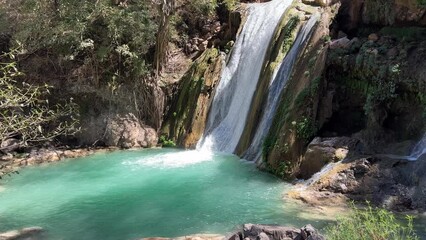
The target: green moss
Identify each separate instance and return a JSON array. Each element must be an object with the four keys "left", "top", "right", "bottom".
[
  {"left": 161, "top": 48, "right": 219, "bottom": 144},
  {"left": 294, "top": 117, "right": 317, "bottom": 142},
  {"left": 417, "top": 92, "right": 426, "bottom": 117},
  {"left": 159, "top": 135, "right": 176, "bottom": 147},
  {"left": 417, "top": 0, "right": 426, "bottom": 6},
  {"left": 272, "top": 15, "right": 301, "bottom": 64},
  {"left": 262, "top": 95, "right": 292, "bottom": 160},
  {"left": 363, "top": 0, "right": 395, "bottom": 25},
  {"left": 380, "top": 27, "right": 426, "bottom": 41},
  {"left": 221, "top": 0, "right": 237, "bottom": 11}
]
